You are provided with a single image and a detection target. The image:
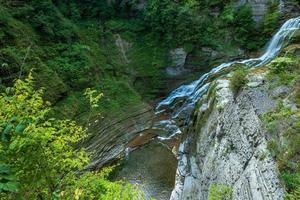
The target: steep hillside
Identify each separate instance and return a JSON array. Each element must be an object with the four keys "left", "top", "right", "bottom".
[
  {"left": 0, "top": 0, "right": 285, "bottom": 123},
  {"left": 1, "top": 1, "right": 300, "bottom": 200}
]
